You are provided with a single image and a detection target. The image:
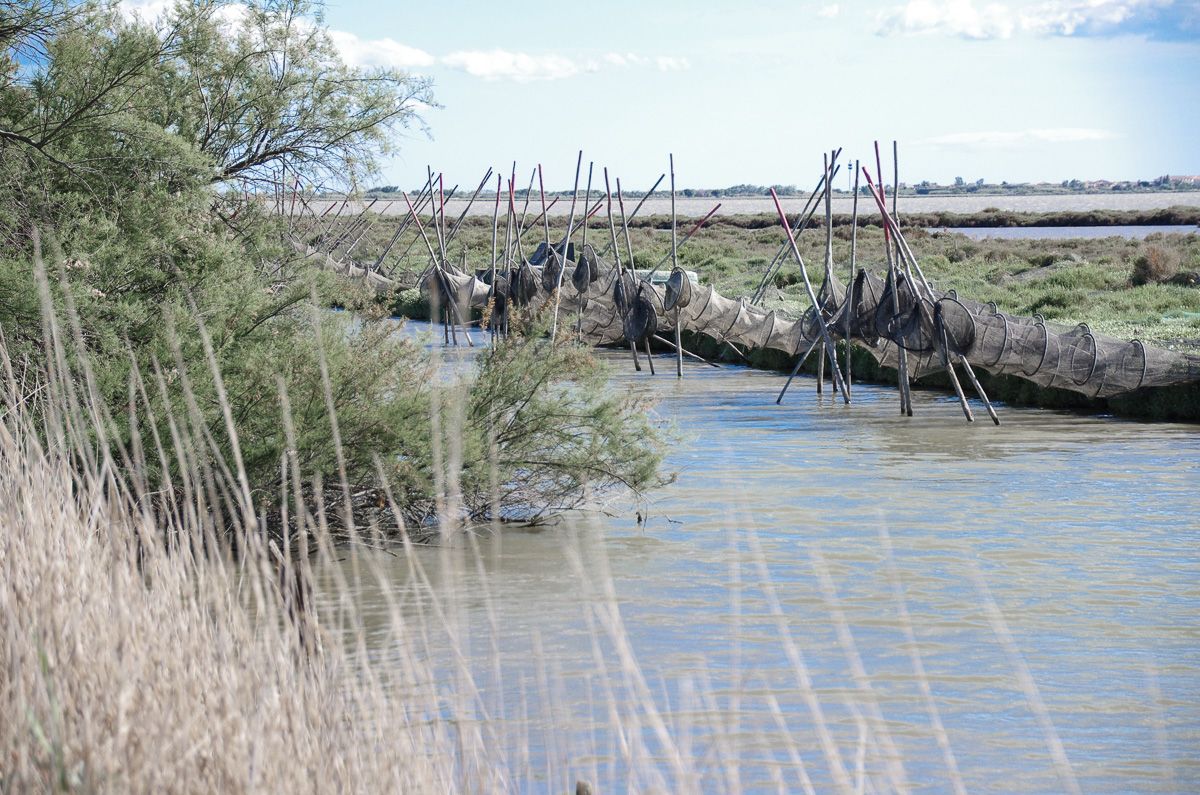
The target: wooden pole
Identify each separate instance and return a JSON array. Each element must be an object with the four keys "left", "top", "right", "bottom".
[
  {"left": 581, "top": 161, "right": 593, "bottom": 253},
  {"left": 670, "top": 153, "right": 682, "bottom": 378},
  {"left": 861, "top": 170, "right": 1001, "bottom": 424},
  {"left": 616, "top": 179, "right": 637, "bottom": 279},
  {"left": 503, "top": 177, "right": 516, "bottom": 337},
  {"left": 750, "top": 154, "right": 841, "bottom": 305},
  {"left": 549, "top": 151, "right": 584, "bottom": 342},
  {"left": 372, "top": 175, "right": 432, "bottom": 272},
  {"left": 643, "top": 202, "right": 722, "bottom": 284},
  {"left": 769, "top": 188, "right": 850, "bottom": 402},
  {"left": 873, "top": 144, "right": 912, "bottom": 416},
  {"left": 816, "top": 345, "right": 825, "bottom": 394},
  {"left": 594, "top": 174, "right": 666, "bottom": 259},
  {"left": 845, "top": 161, "right": 859, "bottom": 398},
  {"left": 652, "top": 333, "right": 721, "bottom": 367},
  {"left": 512, "top": 166, "right": 536, "bottom": 263},
  {"left": 400, "top": 191, "right": 473, "bottom": 347},
  {"left": 605, "top": 169, "right": 640, "bottom": 373},
  {"left": 644, "top": 336, "right": 656, "bottom": 375},
  {"left": 777, "top": 335, "right": 821, "bottom": 404},
  {"left": 443, "top": 167, "right": 496, "bottom": 245},
  {"left": 819, "top": 151, "right": 834, "bottom": 395},
  {"left": 537, "top": 163, "right": 552, "bottom": 255},
  {"left": 939, "top": 322, "right": 975, "bottom": 422},
  {"left": 489, "top": 172, "right": 502, "bottom": 340}
]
